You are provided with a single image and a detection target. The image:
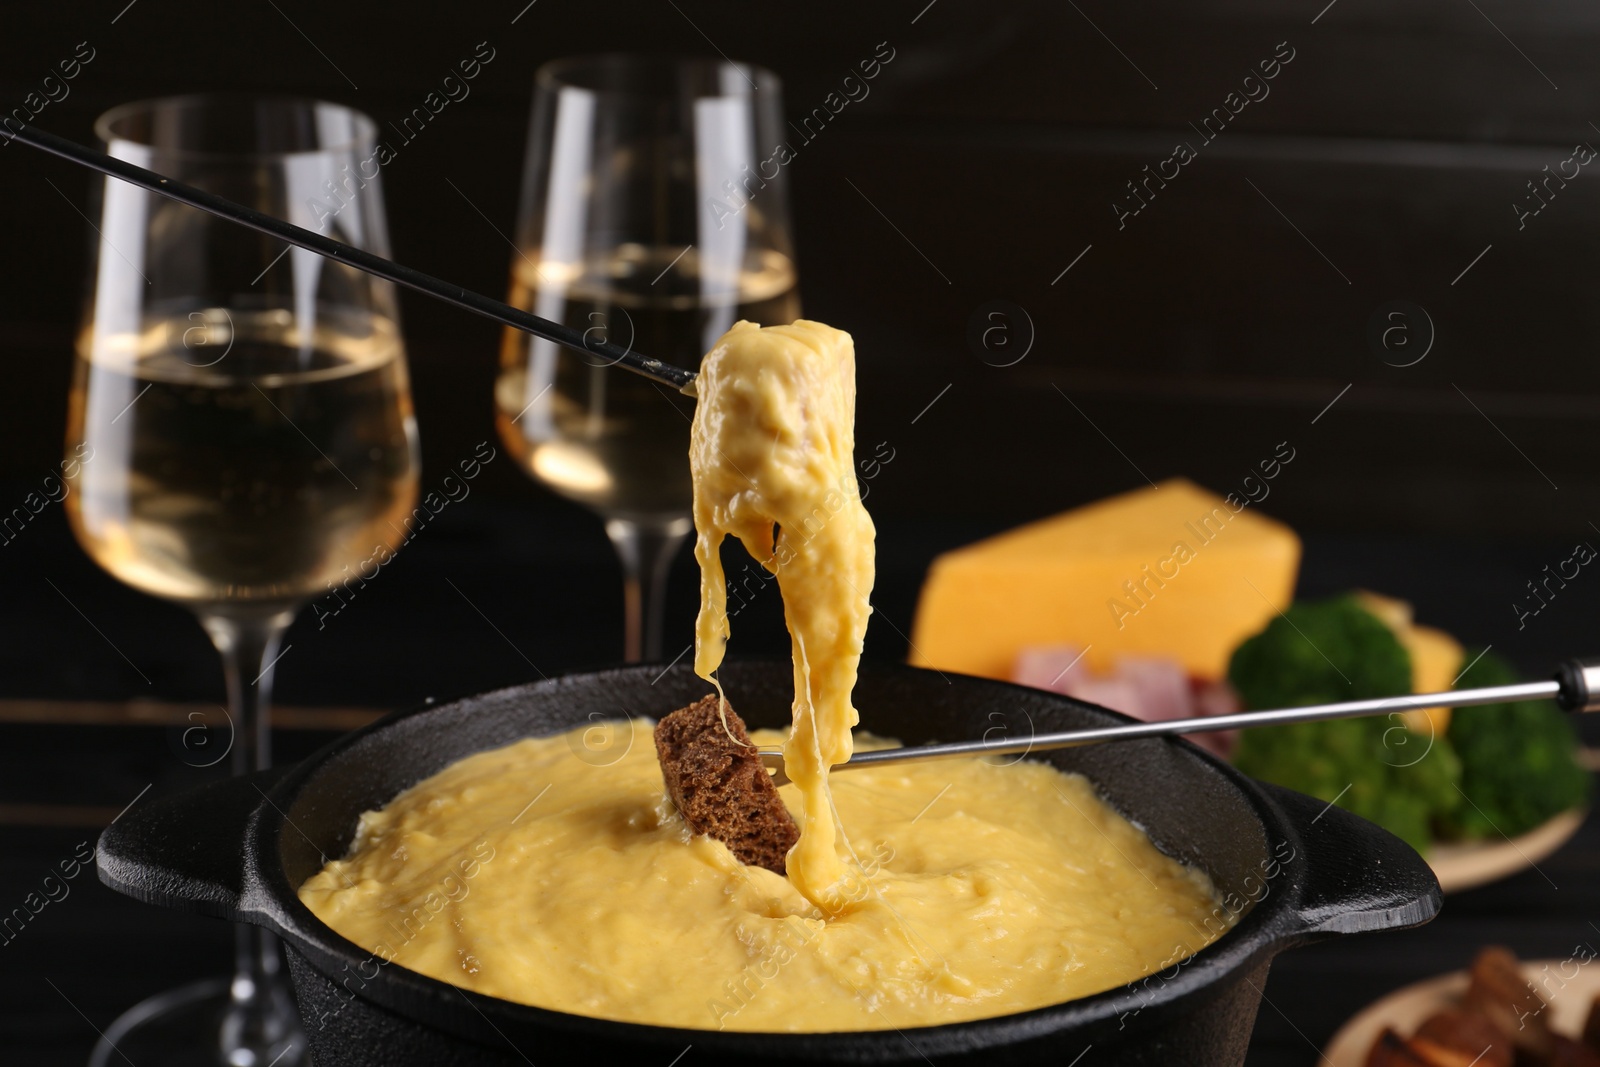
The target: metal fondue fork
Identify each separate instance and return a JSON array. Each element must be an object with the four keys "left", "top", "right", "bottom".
[
  {"left": 757, "top": 659, "right": 1600, "bottom": 787},
  {"left": 3, "top": 122, "right": 700, "bottom": 395}
]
